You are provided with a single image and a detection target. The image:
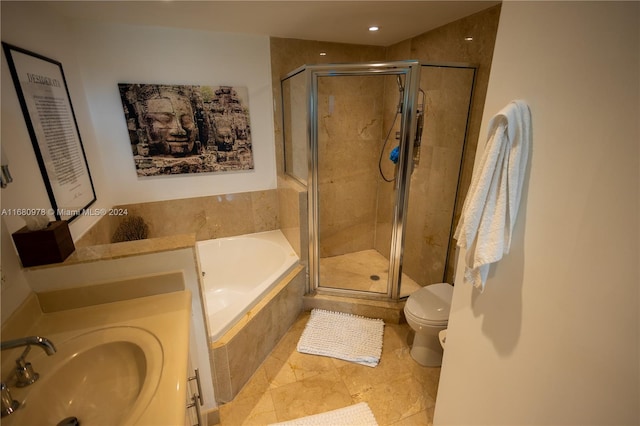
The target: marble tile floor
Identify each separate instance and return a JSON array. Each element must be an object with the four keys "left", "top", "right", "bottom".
[
  {"left": 319, "top": 249, "right": 422, "bottom": 298},
  {"left": 219, "top": 311, "right": 440, "bottom": 426}
]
